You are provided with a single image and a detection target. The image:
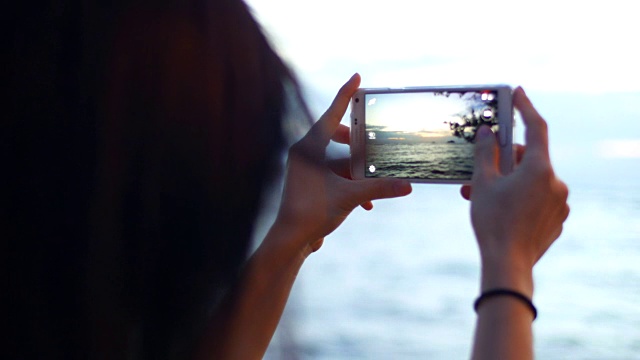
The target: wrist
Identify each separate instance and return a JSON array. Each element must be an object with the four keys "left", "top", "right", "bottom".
[
  {"left": 480, "top": 254, "right": 534, "bottom": 298},
  {"left": 474, "top": 288, "right": 538, "bottom": 320},
  {"left": 263, "top": 219, "right": 317, "bottom": 262}
]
